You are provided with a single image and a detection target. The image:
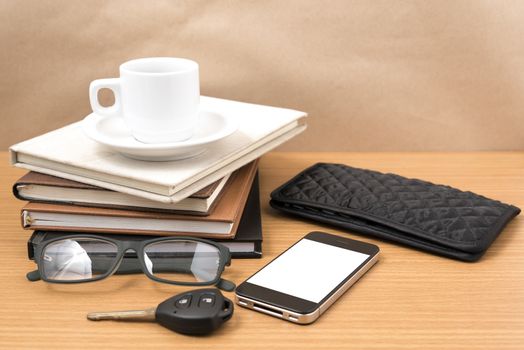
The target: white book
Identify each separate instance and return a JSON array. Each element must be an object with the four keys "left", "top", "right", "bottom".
[{"left": 10, "top": 96, "right": 307, "bottom": 203}]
